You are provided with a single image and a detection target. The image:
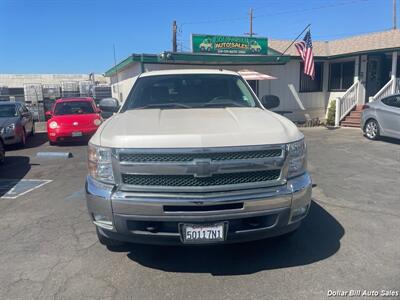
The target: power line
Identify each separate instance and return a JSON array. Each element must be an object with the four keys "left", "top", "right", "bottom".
[
  {"left": 181, "top": 15, "right": 248, "bottom": 26},
  {"left": 178, "top": 0, "right": 375, "bottom": 51},
  {"left": 253, "top": 0, "right": 371, "bottom": 18},
  {"left": 181, "top": 0, "right": 371, "bottom": 26}
]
